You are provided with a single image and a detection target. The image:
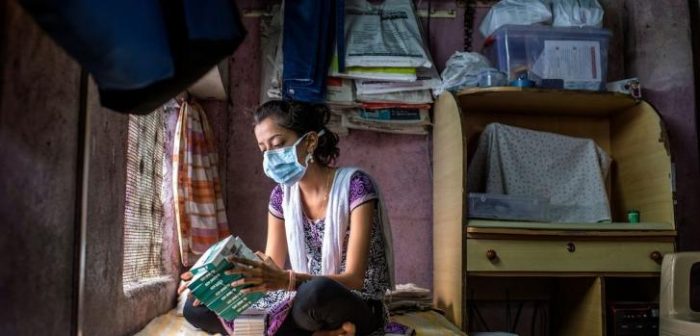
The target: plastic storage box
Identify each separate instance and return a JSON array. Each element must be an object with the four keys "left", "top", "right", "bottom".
[
  {"left": 468, "top": 193, "right": 549, "bottom": 222},
  {"left": 484, "top": 24, "right": 612, "bottom": 91}
]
